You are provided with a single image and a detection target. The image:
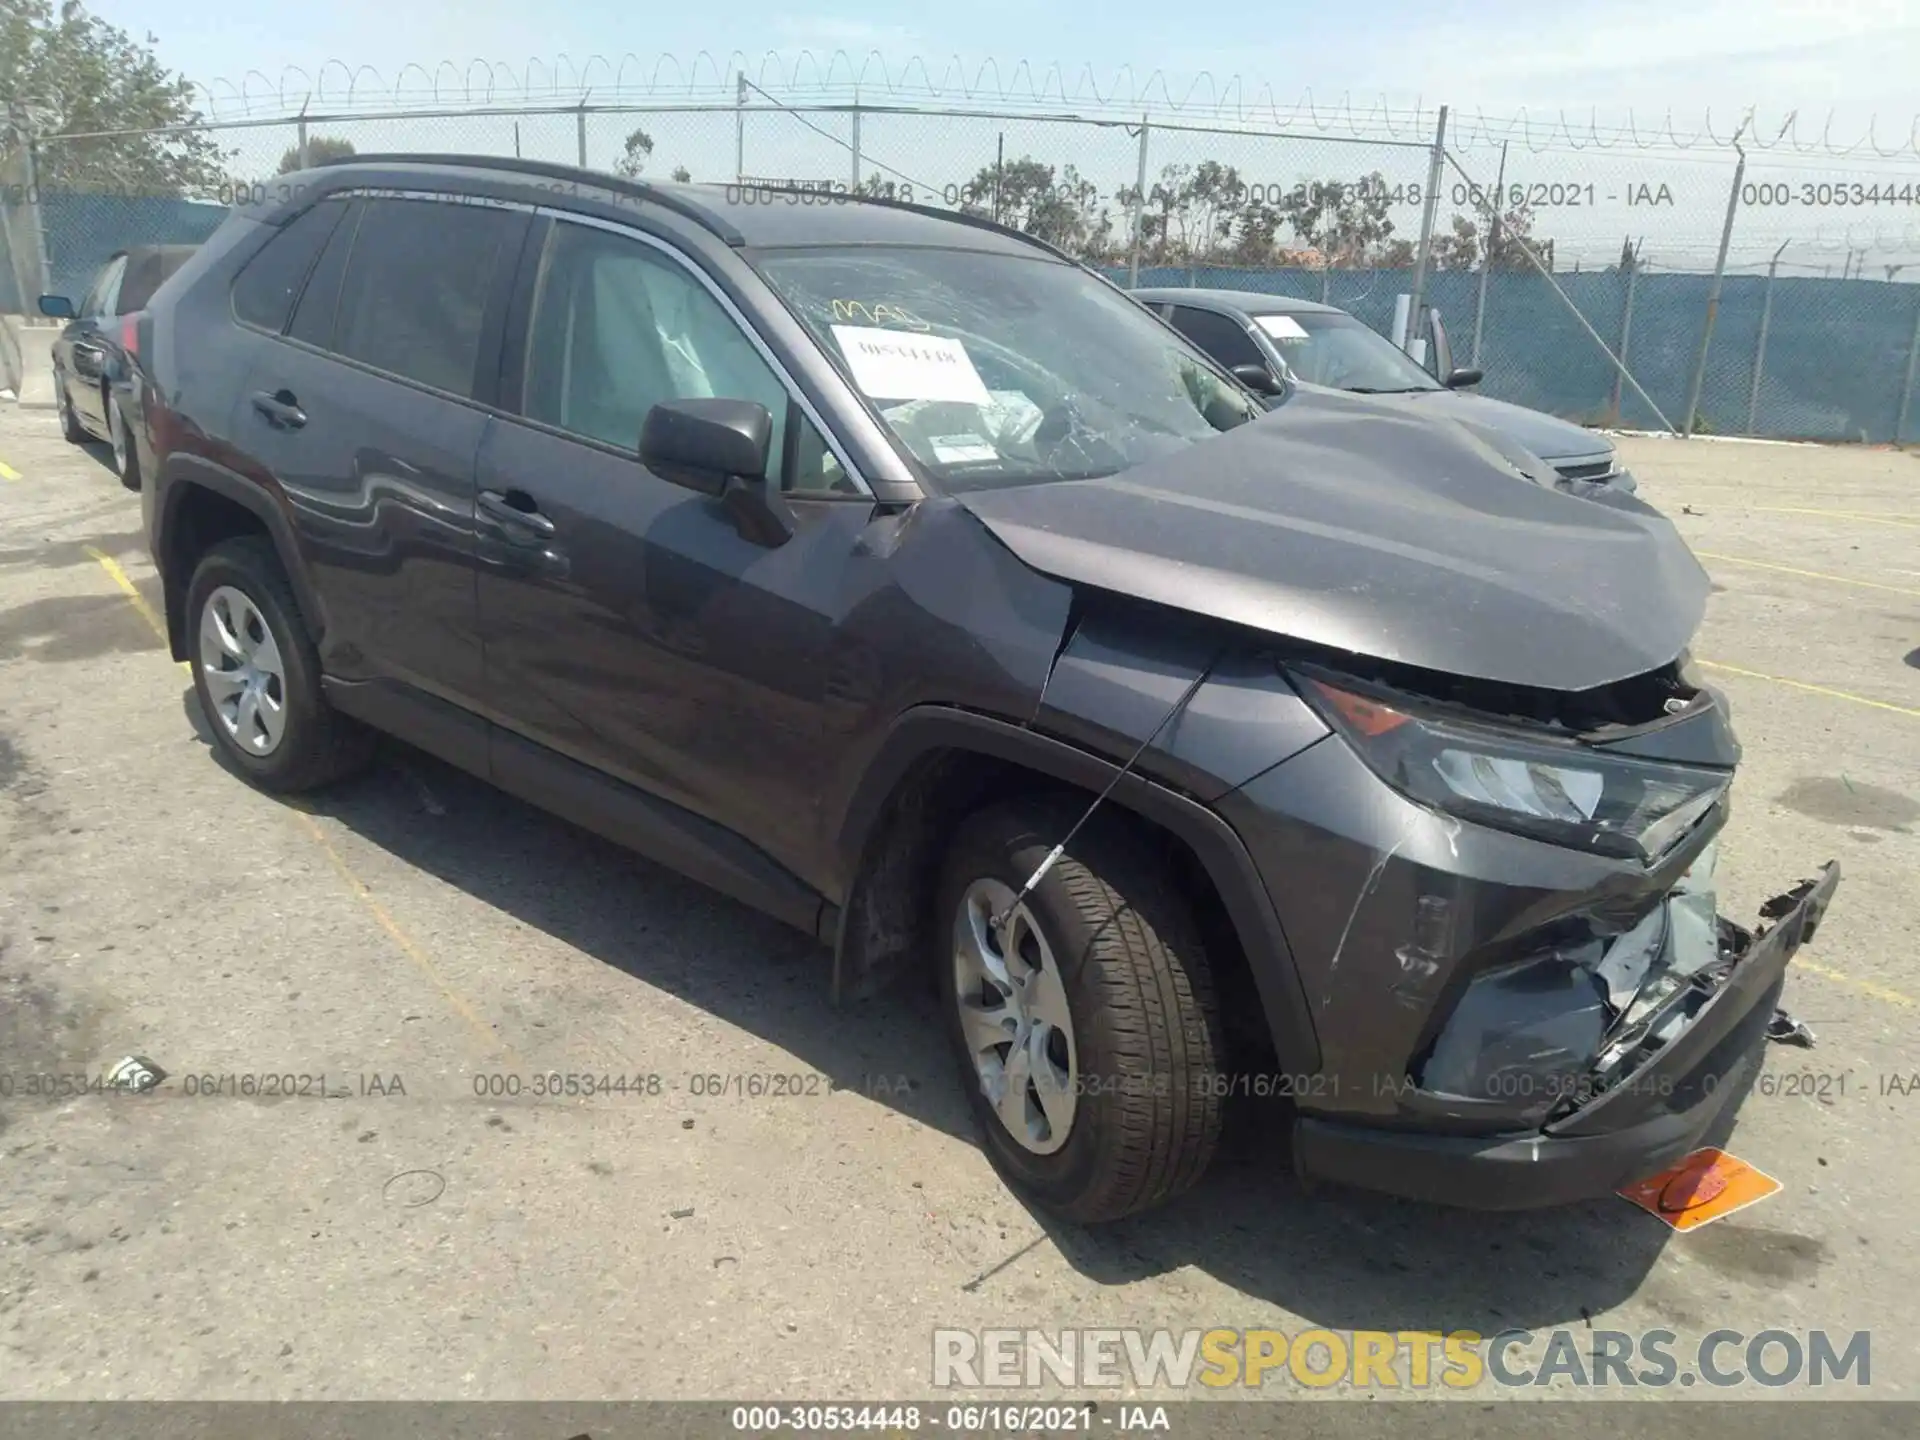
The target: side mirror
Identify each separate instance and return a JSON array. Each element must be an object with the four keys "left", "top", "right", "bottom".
[
  {"left": 1230, "top": 362, "right": 1284, "bottom": 396},
  {"left": 1444, "top": 368, "right": 1483, "bottom": 389},
  {"left": 638, "top": 397, "right": 792, "bottom": 547},
  {"left": 38, "top": 294, "right": 75, "bottom": 320}
]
